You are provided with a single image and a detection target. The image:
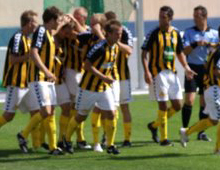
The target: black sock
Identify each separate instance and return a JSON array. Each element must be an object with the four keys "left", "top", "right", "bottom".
[{"left": 182, "top": 104, "right": 192, "bottom": 128}]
